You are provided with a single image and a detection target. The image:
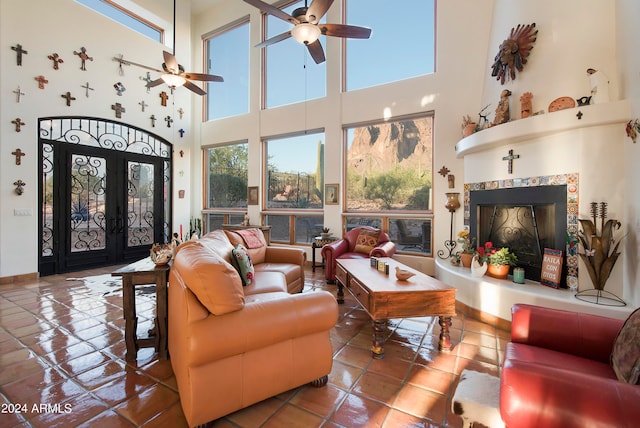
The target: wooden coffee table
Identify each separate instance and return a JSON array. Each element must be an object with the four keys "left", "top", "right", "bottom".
[{"left": 336, "top": 258, "right": 456, "bottom": 358}]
